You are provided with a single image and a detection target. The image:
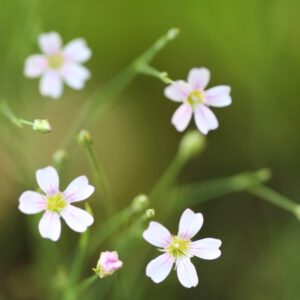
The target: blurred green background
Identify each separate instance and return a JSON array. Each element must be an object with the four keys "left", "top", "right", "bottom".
[{"left": 1, "top": 0, "right": 300, "bottom": 299}]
